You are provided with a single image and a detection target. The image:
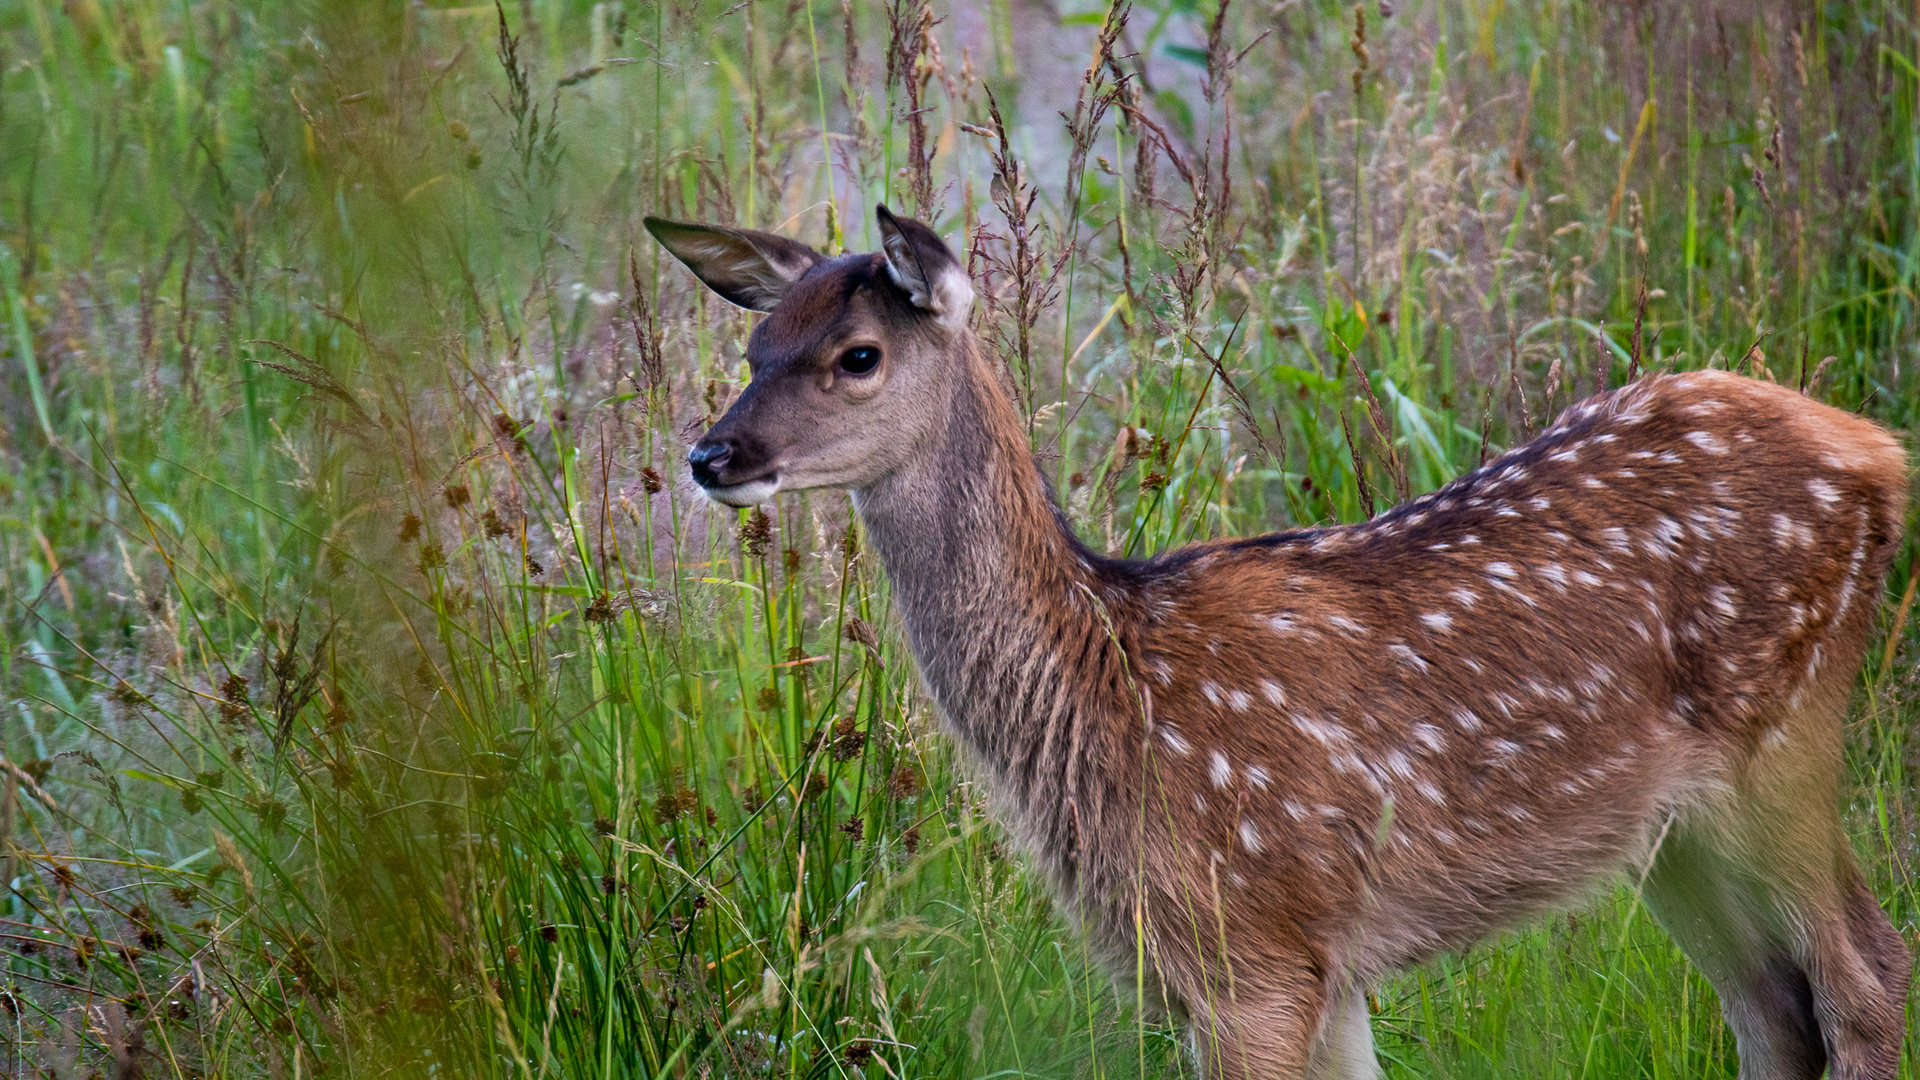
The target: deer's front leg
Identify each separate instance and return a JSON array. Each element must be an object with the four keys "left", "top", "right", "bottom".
[
  {"left": 1307, "top": 990, "right": 1383, "bottom": 1080},
  {"left": 1189, "top": 963, "right": 1368, "bottom": 1080}
]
